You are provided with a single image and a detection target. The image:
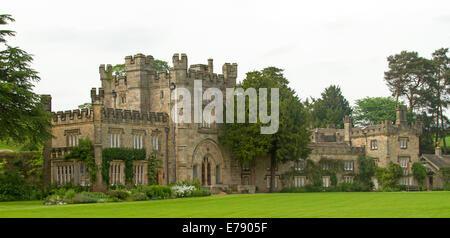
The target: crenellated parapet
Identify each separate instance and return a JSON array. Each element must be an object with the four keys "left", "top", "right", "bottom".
[
  {"left": 350, "top": 120, "right": 422, "bottom": 137},
  {"left": 222, "top": 63, "right": 238, "bottom": 79},
  {"left": 154, "top": 70, "right": 170, "bottom": 85},
  {"left": 99, "top": 64, "right": 112, "bottom": 81},
  {"left": 125, "top": 53, "right": 154, "bottom": 72},
  {"left": 101, "top": 108, "right": 168, "bottom": 125},
  {"left": 91, "top": 87, "right": 104, "bottom": 104},
  {"left": 171, "top": 54, "right": 237, "bottom": 87},
  {"left": 310, "top": 143, "right": 365, "bottom": 155},
  {"left": 173, "top": 53, "right": 188, "bottom": 70},
  {"left": 52, "top": 108, "right": 92, "bottom": 125}
]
